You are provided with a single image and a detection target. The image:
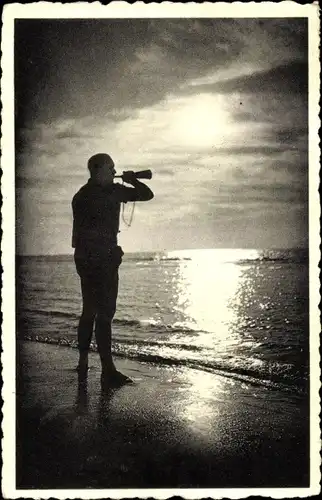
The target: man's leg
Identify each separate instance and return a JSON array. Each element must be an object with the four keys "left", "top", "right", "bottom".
[
  {"left": 76, "top": 258, "right": 97, "bottom": 372},
  {"left": 95, "top": 267, "right": 118, "bottom": 374},
  {"left": 95, "top": 262, "right": 133, "bottom": 387},
  {"left": 78, "top": 303, "right": 96, "bottom": 371}
]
